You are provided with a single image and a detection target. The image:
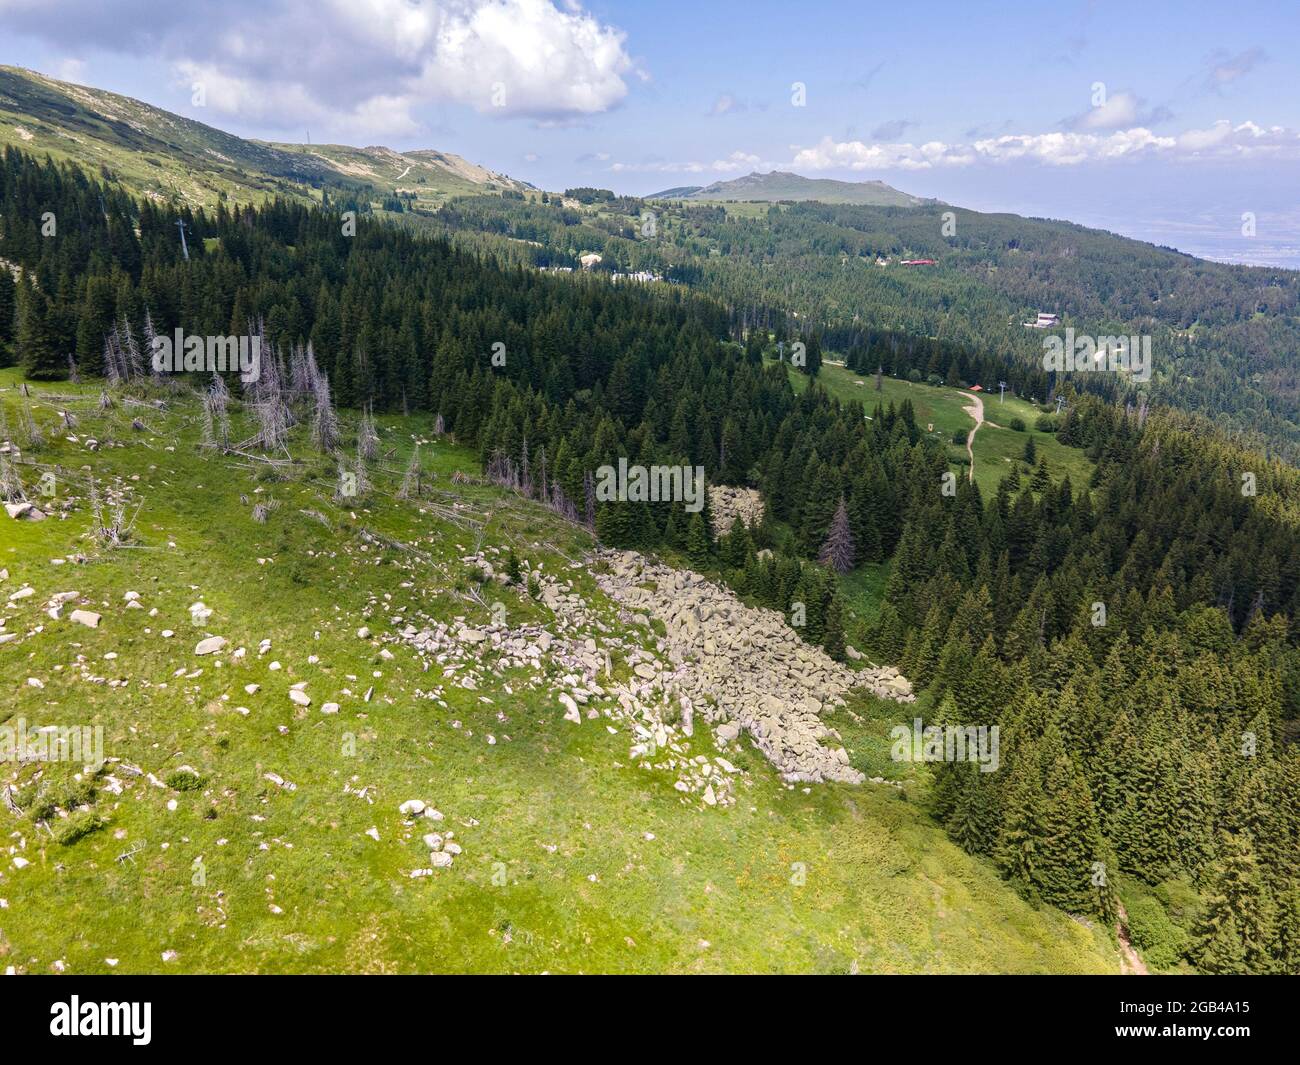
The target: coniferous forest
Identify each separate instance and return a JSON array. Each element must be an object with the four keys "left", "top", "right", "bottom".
[{"left": 2, "top": 134, "right": 1299, "bottom": 978}]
